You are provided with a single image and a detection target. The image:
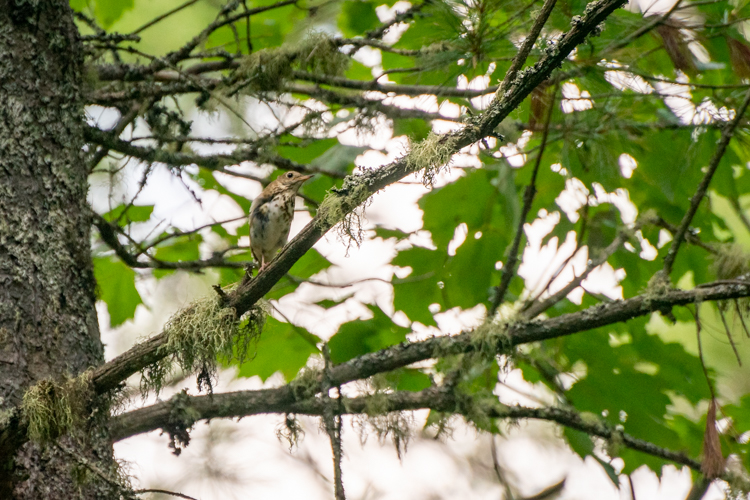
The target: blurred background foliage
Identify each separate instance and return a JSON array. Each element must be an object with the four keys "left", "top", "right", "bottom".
[{"left": 76, "top": 0, "right": 750, "bottom": 495}]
